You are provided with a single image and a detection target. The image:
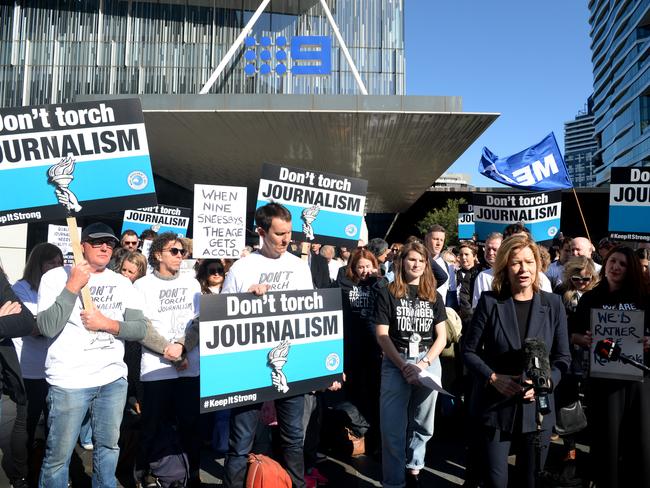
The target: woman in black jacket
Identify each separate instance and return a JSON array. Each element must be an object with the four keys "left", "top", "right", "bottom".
[
  {"left": 462, "top": 235, "right": 570, "bottom": 488},
  {"left": 572, "top": 245, "right": 650, "bottom": 488},
  {"left": 0, "top": 265, "right": 38, "bottom": 488},
  {"left": 335, "top": 247, "right": 385, "bottom": 449}
]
